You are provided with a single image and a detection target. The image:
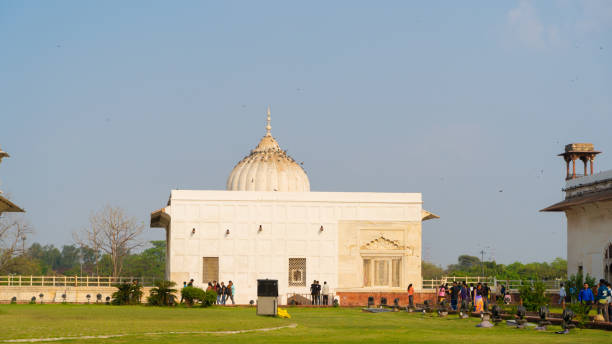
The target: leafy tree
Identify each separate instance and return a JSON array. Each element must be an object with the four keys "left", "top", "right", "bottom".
[
  {"left": 1, "top": 255, "right": 41, "bottom": 275},
  {"left": 120, "top": 241, "right": 165, "bottom": 280},
  {"left": 445, "top": 254, "right": 567, "bottom": 280},
  {"left": 458, "top": 255, "right": 480, "bottom": 270},
  {"left": 27, "top": 243, "right": 60, "bottom": 274},
  {"left": 58, "top": 245, "right": 81, "bottom": 272},
  {"left": 421, "top": 261, "right": 444, "bottom": 279}
]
